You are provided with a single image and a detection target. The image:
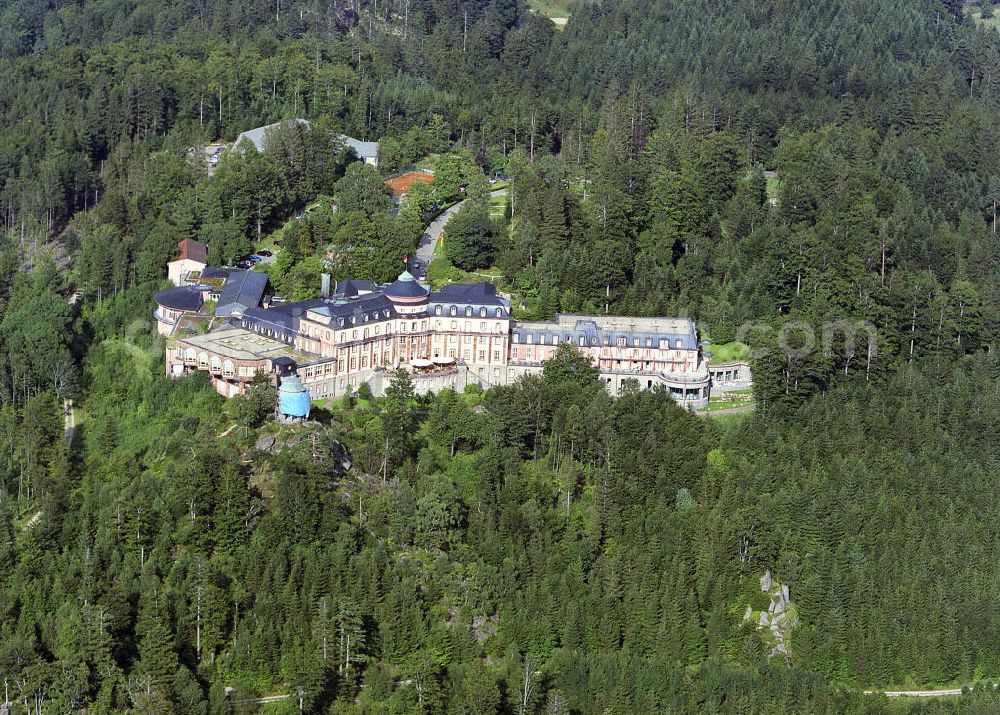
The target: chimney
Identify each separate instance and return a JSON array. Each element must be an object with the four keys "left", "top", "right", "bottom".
[{"left": 321, "top": 273, "right": 331, "bottom": 298}]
